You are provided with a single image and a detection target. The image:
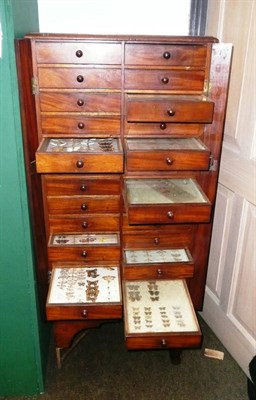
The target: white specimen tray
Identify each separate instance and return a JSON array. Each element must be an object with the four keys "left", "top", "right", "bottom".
[
  {"left": 123, "top": 279, "right": 199, "bottom": 334},
  {"left": 48, "top": 267, "right": 121, "bottom": 304}
]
